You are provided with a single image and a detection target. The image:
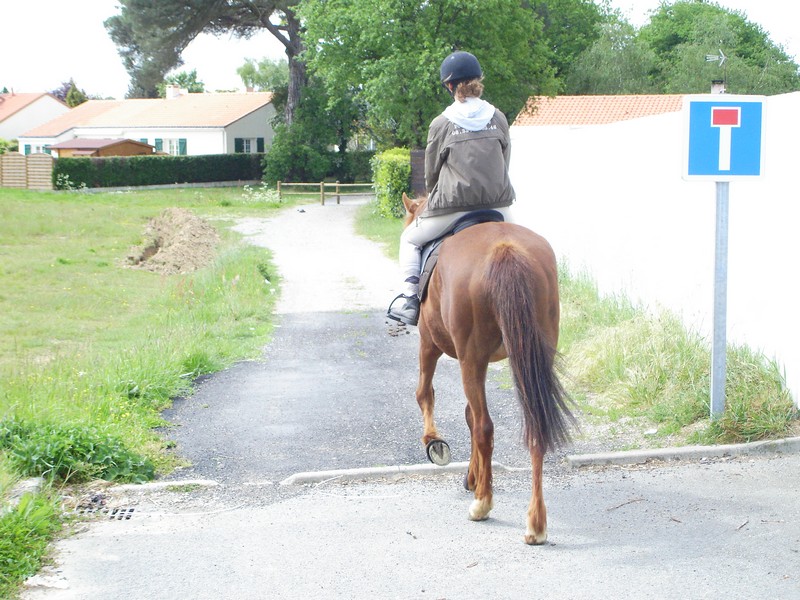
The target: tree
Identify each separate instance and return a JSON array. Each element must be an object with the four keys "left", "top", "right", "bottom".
[
  {"left": 237, "top": 57, "right": 289, "bottom": 92},
  {"left": 638, "top": 0, "right": 800, "bottom": 94},
  {"left": 300, "top": 0, "right": 559, "bottom": 149},
  {"left": 105, "top": 1, "right": 306, "bottom": 123},
  {"left": 237, "top": 57, "right": 290, "bottom": 115},
  {"left": 532, "top": 0, "right": 605, "bottom": 84},
  {"left": 565, "top": 17, "right": 659, "bottom": 94},
  {"left": 156, "top": 69, "right": 205, "bottom": 97},
  {"left": 66, "top": 81, "right": 89, "bottom": 107}
]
